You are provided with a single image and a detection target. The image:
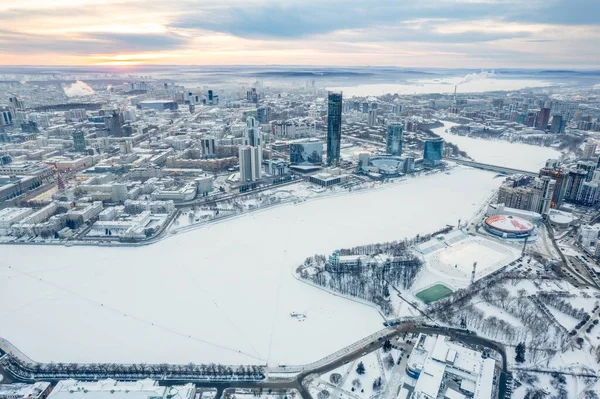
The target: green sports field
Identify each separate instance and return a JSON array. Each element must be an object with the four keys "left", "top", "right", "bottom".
[{"left": 415, "top": 284, "right": 453, "bottom": 303}]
